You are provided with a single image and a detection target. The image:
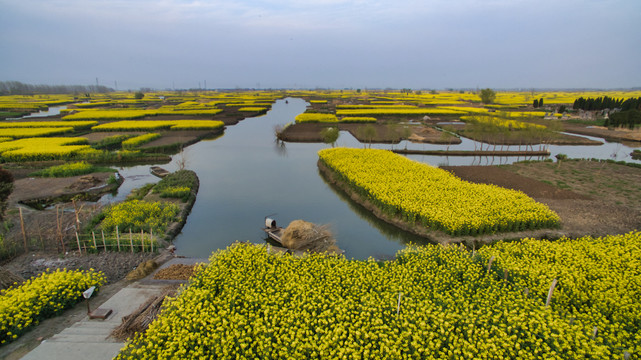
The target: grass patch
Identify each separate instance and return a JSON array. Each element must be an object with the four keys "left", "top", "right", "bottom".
[{"left": 30, "top": 161, "right": 115, "bottom": 177}]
